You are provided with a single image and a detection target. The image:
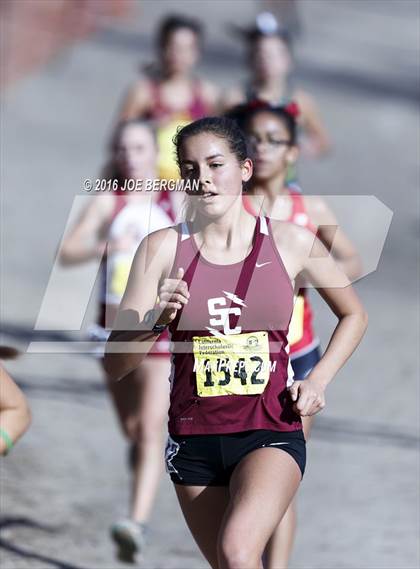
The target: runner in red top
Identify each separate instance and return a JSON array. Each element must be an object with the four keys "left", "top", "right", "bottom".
[
  {"left": 221, "top": 13, "right": 331, "bottom": 167},
  {"left": 105, "top": 117, "right": 367, "bottom": 569},
  {"left": 118, "top": 14, "right": 219, "bottom": 185},
  {"left": 59, "top": 119, "right": 173, "bottom": 562},
  {"left": 229, "top": 100, "right": 362, "bottom": 567}
]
